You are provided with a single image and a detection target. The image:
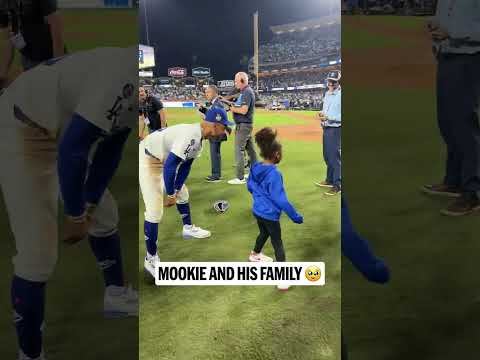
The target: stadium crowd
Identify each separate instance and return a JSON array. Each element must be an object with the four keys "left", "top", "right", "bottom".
[
  {"left": 139, "top": 80, "right": 324, "bottom": 111},
  {"left": 258, "top": 72, "right": 328, "bottom": 90},
  {"left": 260, "top": 90, "right": 323, "bottom": 110},
  {"left": 342, "top": 0, "right": 435, "bottom": 14},
  {"left": 259, "top": 28, "right": 340, "bottom": 65},
  {"left": 151, "top": 85, "right": 203, "bottom": 101}
]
